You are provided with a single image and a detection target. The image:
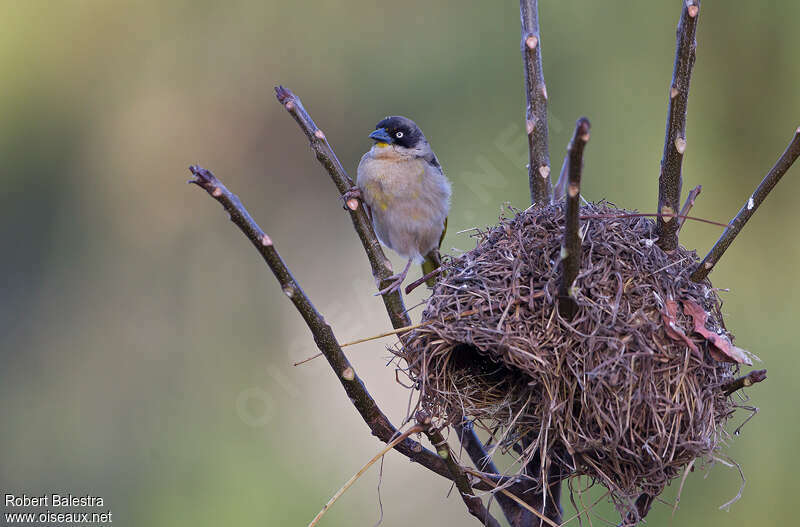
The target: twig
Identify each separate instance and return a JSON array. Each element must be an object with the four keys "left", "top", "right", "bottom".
[
  {"left": 691, "top": 127, "right": 800, "bottom": 281},
  {"left": 677, "top": 184, "right": 702, "bottom": 230},
  {"left": 308, "top": 424, "right": 424, "bottom": 527},
  {"left": 520, "top": 0, "right": 552, "bottom": 205},
  {"left": 580, "top": 212, "right": 727, "bottom": 229},
  {"left": 405, "top": 266, "right": 443, "bottom": 295},
  {"left": 187, "top": 165, "right": 458, "bottom": 483},
  {"left": 274, "top": 86, "right": 409, "bottom": 330},
  {"left": 419, "top": 413, "right": 502, "bottom": 527},
  {"left": 293, "top": 319, "right": 432, "bottom": 366},
  {"left": 722, "top": 369, "right": 767, "bottom": 396},
  {"left": 292, "top": 316, "right": 433, "bottom": 366},
  {"left": 558, "top": 117, "right": 591, "bottom": 319},
  {"left": 656, "top": 0, "right": 701, "bottom": 252}
]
